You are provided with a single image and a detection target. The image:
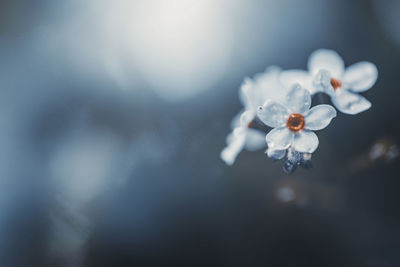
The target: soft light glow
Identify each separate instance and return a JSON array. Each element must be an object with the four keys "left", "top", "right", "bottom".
[
  {"left": 49, "top": 130, "right": 124, "bottom": 204},
  {"left": 126, "top": 0, "right": 233, "bottom": 101},
  {"left": 36, "top": 0, "right": 236, "bottom": 101}
]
